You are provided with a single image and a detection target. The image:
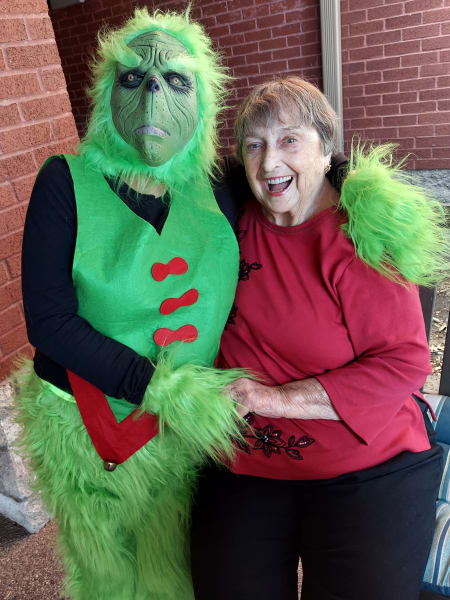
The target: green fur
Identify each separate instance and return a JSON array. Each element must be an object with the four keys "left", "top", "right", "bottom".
[
  {"left": 14, "top": 360, "right": 244, "bottom": 599},
  {"left": 340, "top": 142, "right": 449, "bottom": 286},
  {"left": 140, "top": 353, "right": 247, "bottom": 463},
  {"left": 78, "top": 7, "right": 230, "bottom": 191}
]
